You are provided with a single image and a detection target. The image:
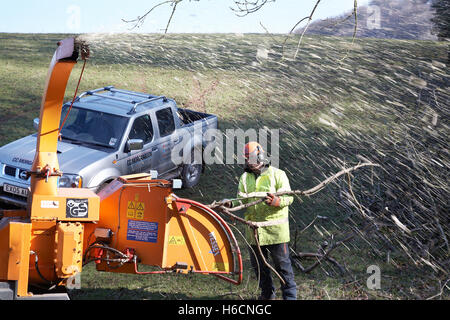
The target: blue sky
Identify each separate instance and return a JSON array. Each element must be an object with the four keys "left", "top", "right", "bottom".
[{"left": 0, "top": 0, "right": 370, "bottom": 34}]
